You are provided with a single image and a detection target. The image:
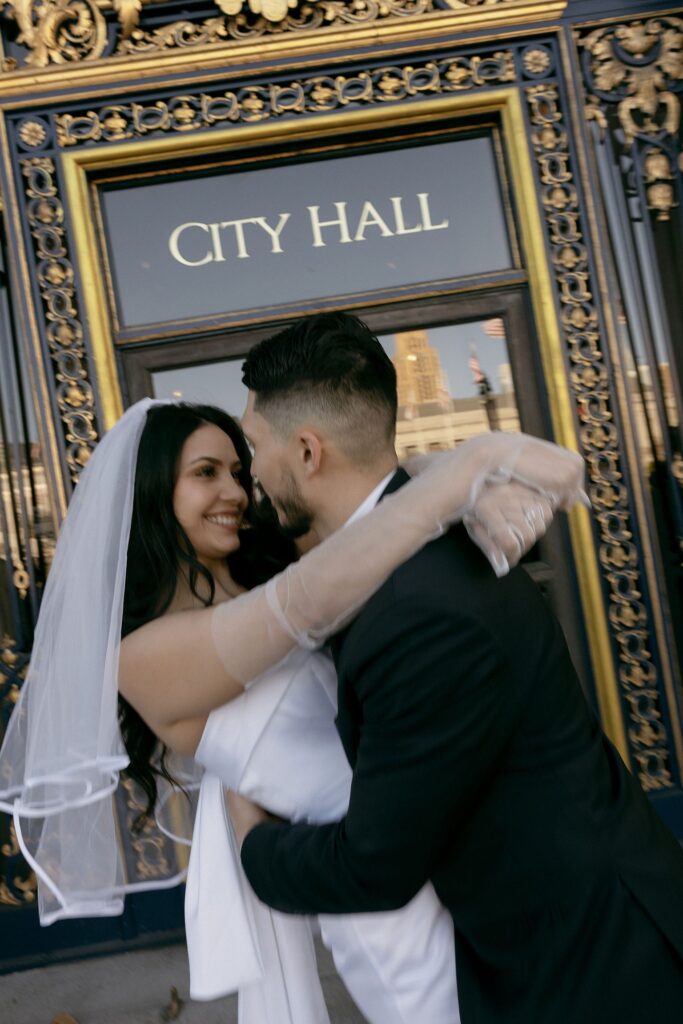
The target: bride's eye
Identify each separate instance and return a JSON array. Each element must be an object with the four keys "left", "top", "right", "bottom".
[{"left": 196, "top": 464, "right": 216, "bottom": 478}]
